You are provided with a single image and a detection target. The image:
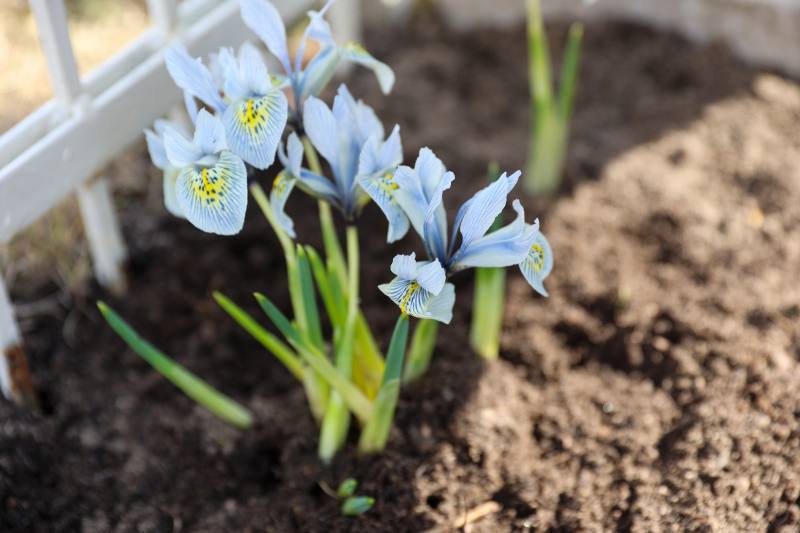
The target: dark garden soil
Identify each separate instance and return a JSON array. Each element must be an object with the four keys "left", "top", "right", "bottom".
[{"left": 3, "top": 12, "right": 800, "bottom": 533}]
